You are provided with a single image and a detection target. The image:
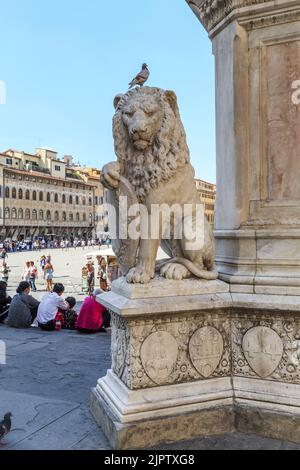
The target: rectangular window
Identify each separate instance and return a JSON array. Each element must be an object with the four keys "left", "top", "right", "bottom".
[
  {"left": 6, "top": 158, "right": 12, "bottom": 165},
  {"left": 55, "top": 165, "right": 61, "bottom": 171}
]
